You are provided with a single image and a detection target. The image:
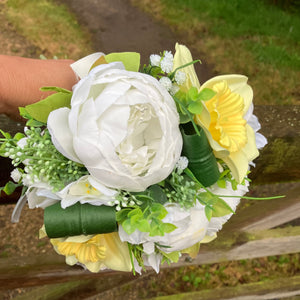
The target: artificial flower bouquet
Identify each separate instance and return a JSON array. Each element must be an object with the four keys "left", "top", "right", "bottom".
[{"left": 0, "top": 44, "right": 267, "bottom": 274}]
